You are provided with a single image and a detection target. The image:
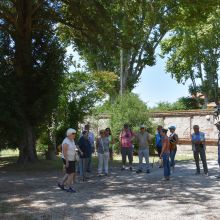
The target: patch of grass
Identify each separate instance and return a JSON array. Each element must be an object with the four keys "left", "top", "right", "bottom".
[
  {"left": 1, "top": 152, "right": 212, "bottom": 172},
  {"left": 175, "top": 154, "right": 194, "bottom": 161},
  {"left": 0, "top": 149, "right": 19, "bottom": 157},
  {"left": 0, "top": 155, "right": 62, "bottom": 172}
]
